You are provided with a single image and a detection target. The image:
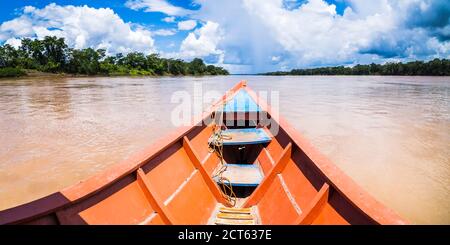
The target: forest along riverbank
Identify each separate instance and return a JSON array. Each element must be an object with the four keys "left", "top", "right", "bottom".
[
  {"left": 0, "top": 75, "right": 448, "bottom": 224},
  {"left": 0, "top": 36, "right": 229, "bottom": 78}
]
